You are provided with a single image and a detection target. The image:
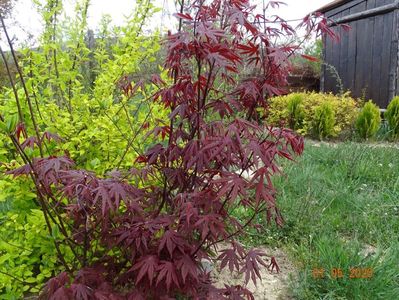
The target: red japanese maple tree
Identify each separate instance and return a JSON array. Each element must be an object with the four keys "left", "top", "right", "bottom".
[{"left": 4, "top": 1, "right": 340, "bottom": 299}]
